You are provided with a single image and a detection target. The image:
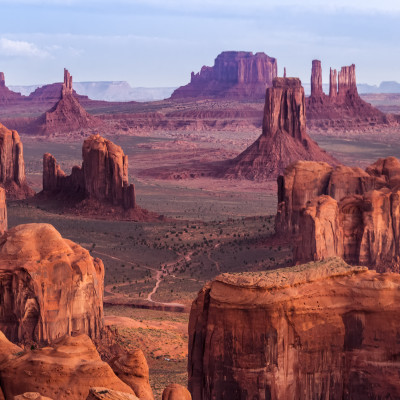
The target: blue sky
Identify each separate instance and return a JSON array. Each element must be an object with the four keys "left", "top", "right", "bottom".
[{"left": 0, "top": 0, "right": 399, "bottom": 87}]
